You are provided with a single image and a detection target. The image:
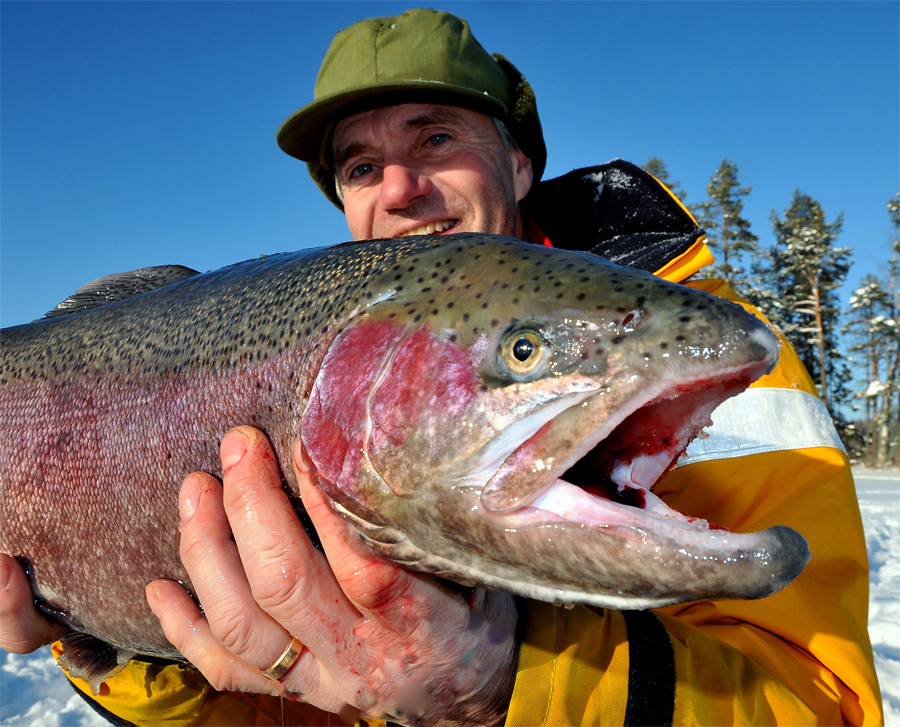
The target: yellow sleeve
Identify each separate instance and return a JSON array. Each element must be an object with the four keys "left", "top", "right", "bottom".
[
  {"left": 54, "top": 642, "right": 344, "bottom": 726},
  {"left": 506, "top": 279, "right": 883, "bottom": 726}
]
